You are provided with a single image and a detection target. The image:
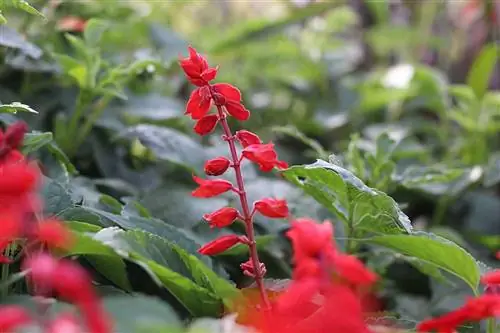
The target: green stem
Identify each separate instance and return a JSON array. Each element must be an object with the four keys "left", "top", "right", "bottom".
[
  {"left": 1, "top": 244, "right": 12, "bottom": 297},
  {"left": 65, "top": 90, "right": 89, "bottom": 154},
  {"left": 74, "top": 94, "right": 113, "bottom": 149},
  {"left": 432, "top": 196, "right": 450, "bottom": 226},
  {"left": 487, "top": 318, "right": 496, "bottom": 333}
]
